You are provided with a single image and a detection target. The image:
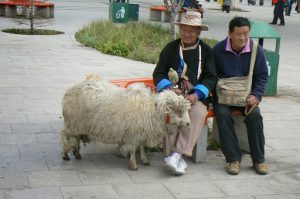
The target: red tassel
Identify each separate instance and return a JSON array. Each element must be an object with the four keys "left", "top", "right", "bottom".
[{"left": 166, "top": 114, "right": 170, "bottom": 124}]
